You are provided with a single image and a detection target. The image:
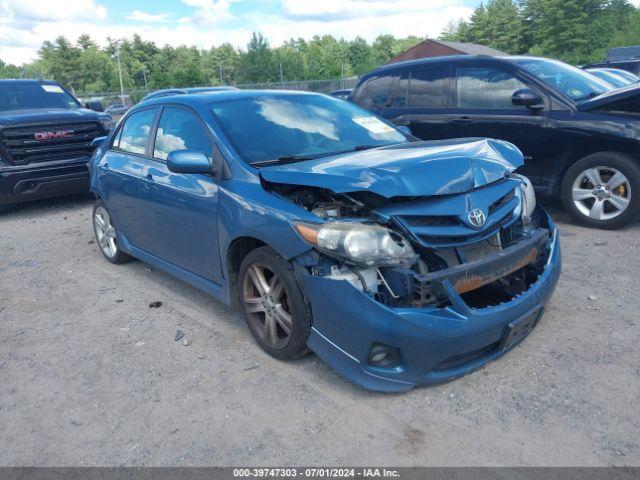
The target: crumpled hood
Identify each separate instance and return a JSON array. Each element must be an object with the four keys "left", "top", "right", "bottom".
[
  {"left": 0, "top": 108, "right": 103, "bottom": 127},
  {"left": 259, "top": 138, "right": 523, "bottom": 198},
  {"left": 578, "top": 83, "right": 640, "bottom": 111}
]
